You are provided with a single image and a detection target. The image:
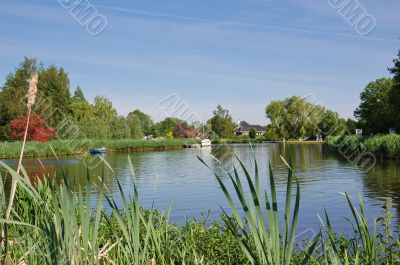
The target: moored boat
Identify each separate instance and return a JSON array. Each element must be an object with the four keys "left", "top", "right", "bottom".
[
  {"left": 201, "top": 139, "right": 211, "bottom": 147},
  {"left": 89, "top": 147, "right": 107, "bottom": 154}
]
